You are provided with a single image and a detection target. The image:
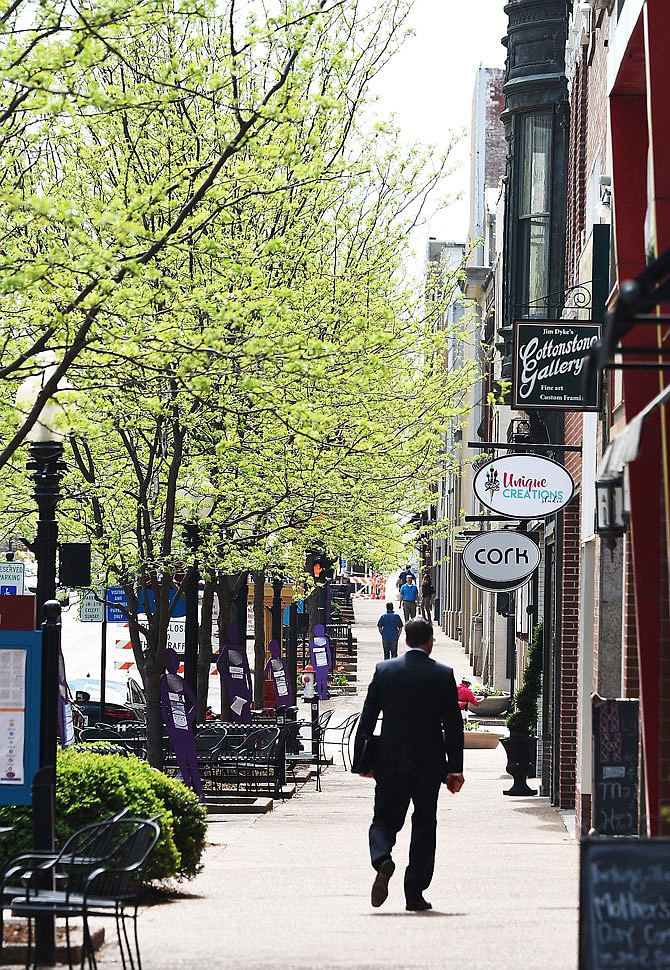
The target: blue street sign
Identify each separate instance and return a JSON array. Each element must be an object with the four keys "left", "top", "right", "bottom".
[
  {"left": 0, "top": 586, "right": 16, "bottom": 596},
  {"left": 106, "top": 586, "right": 186, "bottom": 620},
  {"left": 137, "top": 588, "right": 186, "bottom": 617},
  {"left": 106, "top": 586, "right": 127, "bottom": 623}
]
